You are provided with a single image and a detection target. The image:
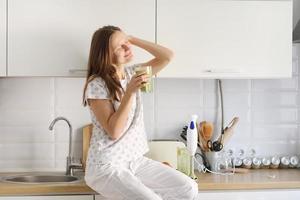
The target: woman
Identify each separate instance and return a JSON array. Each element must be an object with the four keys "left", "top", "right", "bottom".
[{"left": 83, "top": 25, "right": 198, "bottom": 200}]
